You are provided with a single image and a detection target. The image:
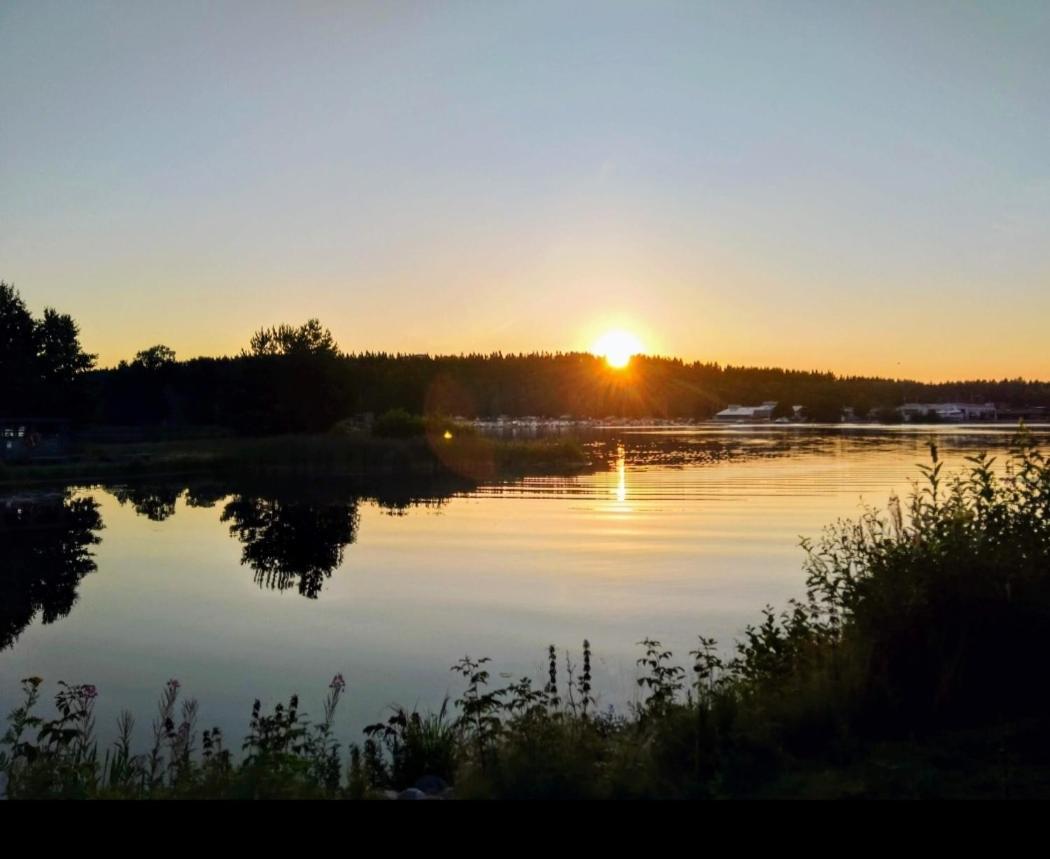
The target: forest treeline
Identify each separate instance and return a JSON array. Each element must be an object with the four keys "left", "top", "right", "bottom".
[
  {"left": 92, "top": 351, "right": 1050, "bottom": 433},
  {"left": 4, "top": 282, "right": 1050, "bottom": 434}
]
